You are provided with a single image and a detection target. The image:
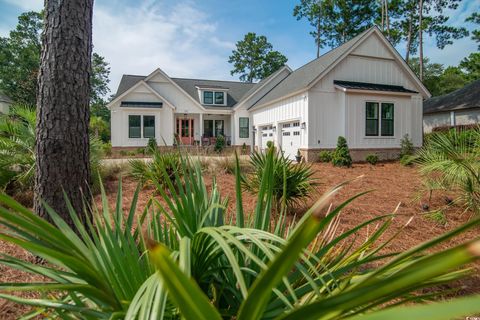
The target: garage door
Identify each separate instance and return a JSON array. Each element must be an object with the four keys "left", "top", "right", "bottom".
[
  {"left": 281, "top": 121, "right": 301, "bottom": 160},
  {"left": 260, "top": 125, "right": 274, "bottom": 151}
]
